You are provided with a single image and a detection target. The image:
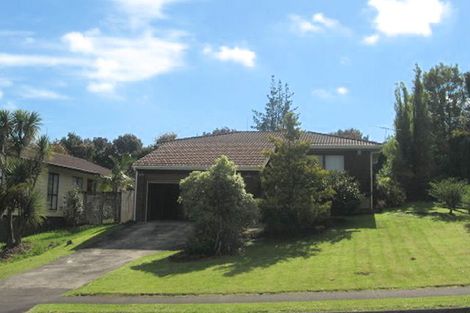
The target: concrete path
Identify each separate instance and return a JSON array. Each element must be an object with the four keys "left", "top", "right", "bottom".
[{"left": 0, "top": 221, "right": 193, "bottom": 313}]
